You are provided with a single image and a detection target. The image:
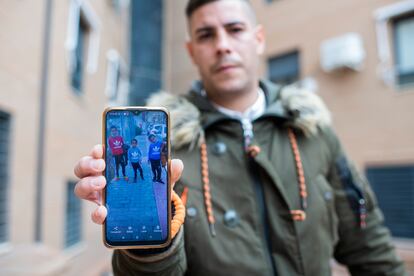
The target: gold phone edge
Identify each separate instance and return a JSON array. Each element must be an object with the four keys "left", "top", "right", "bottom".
[{"left": 101, "top": 106, "right": 172, "bottom": 249}]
